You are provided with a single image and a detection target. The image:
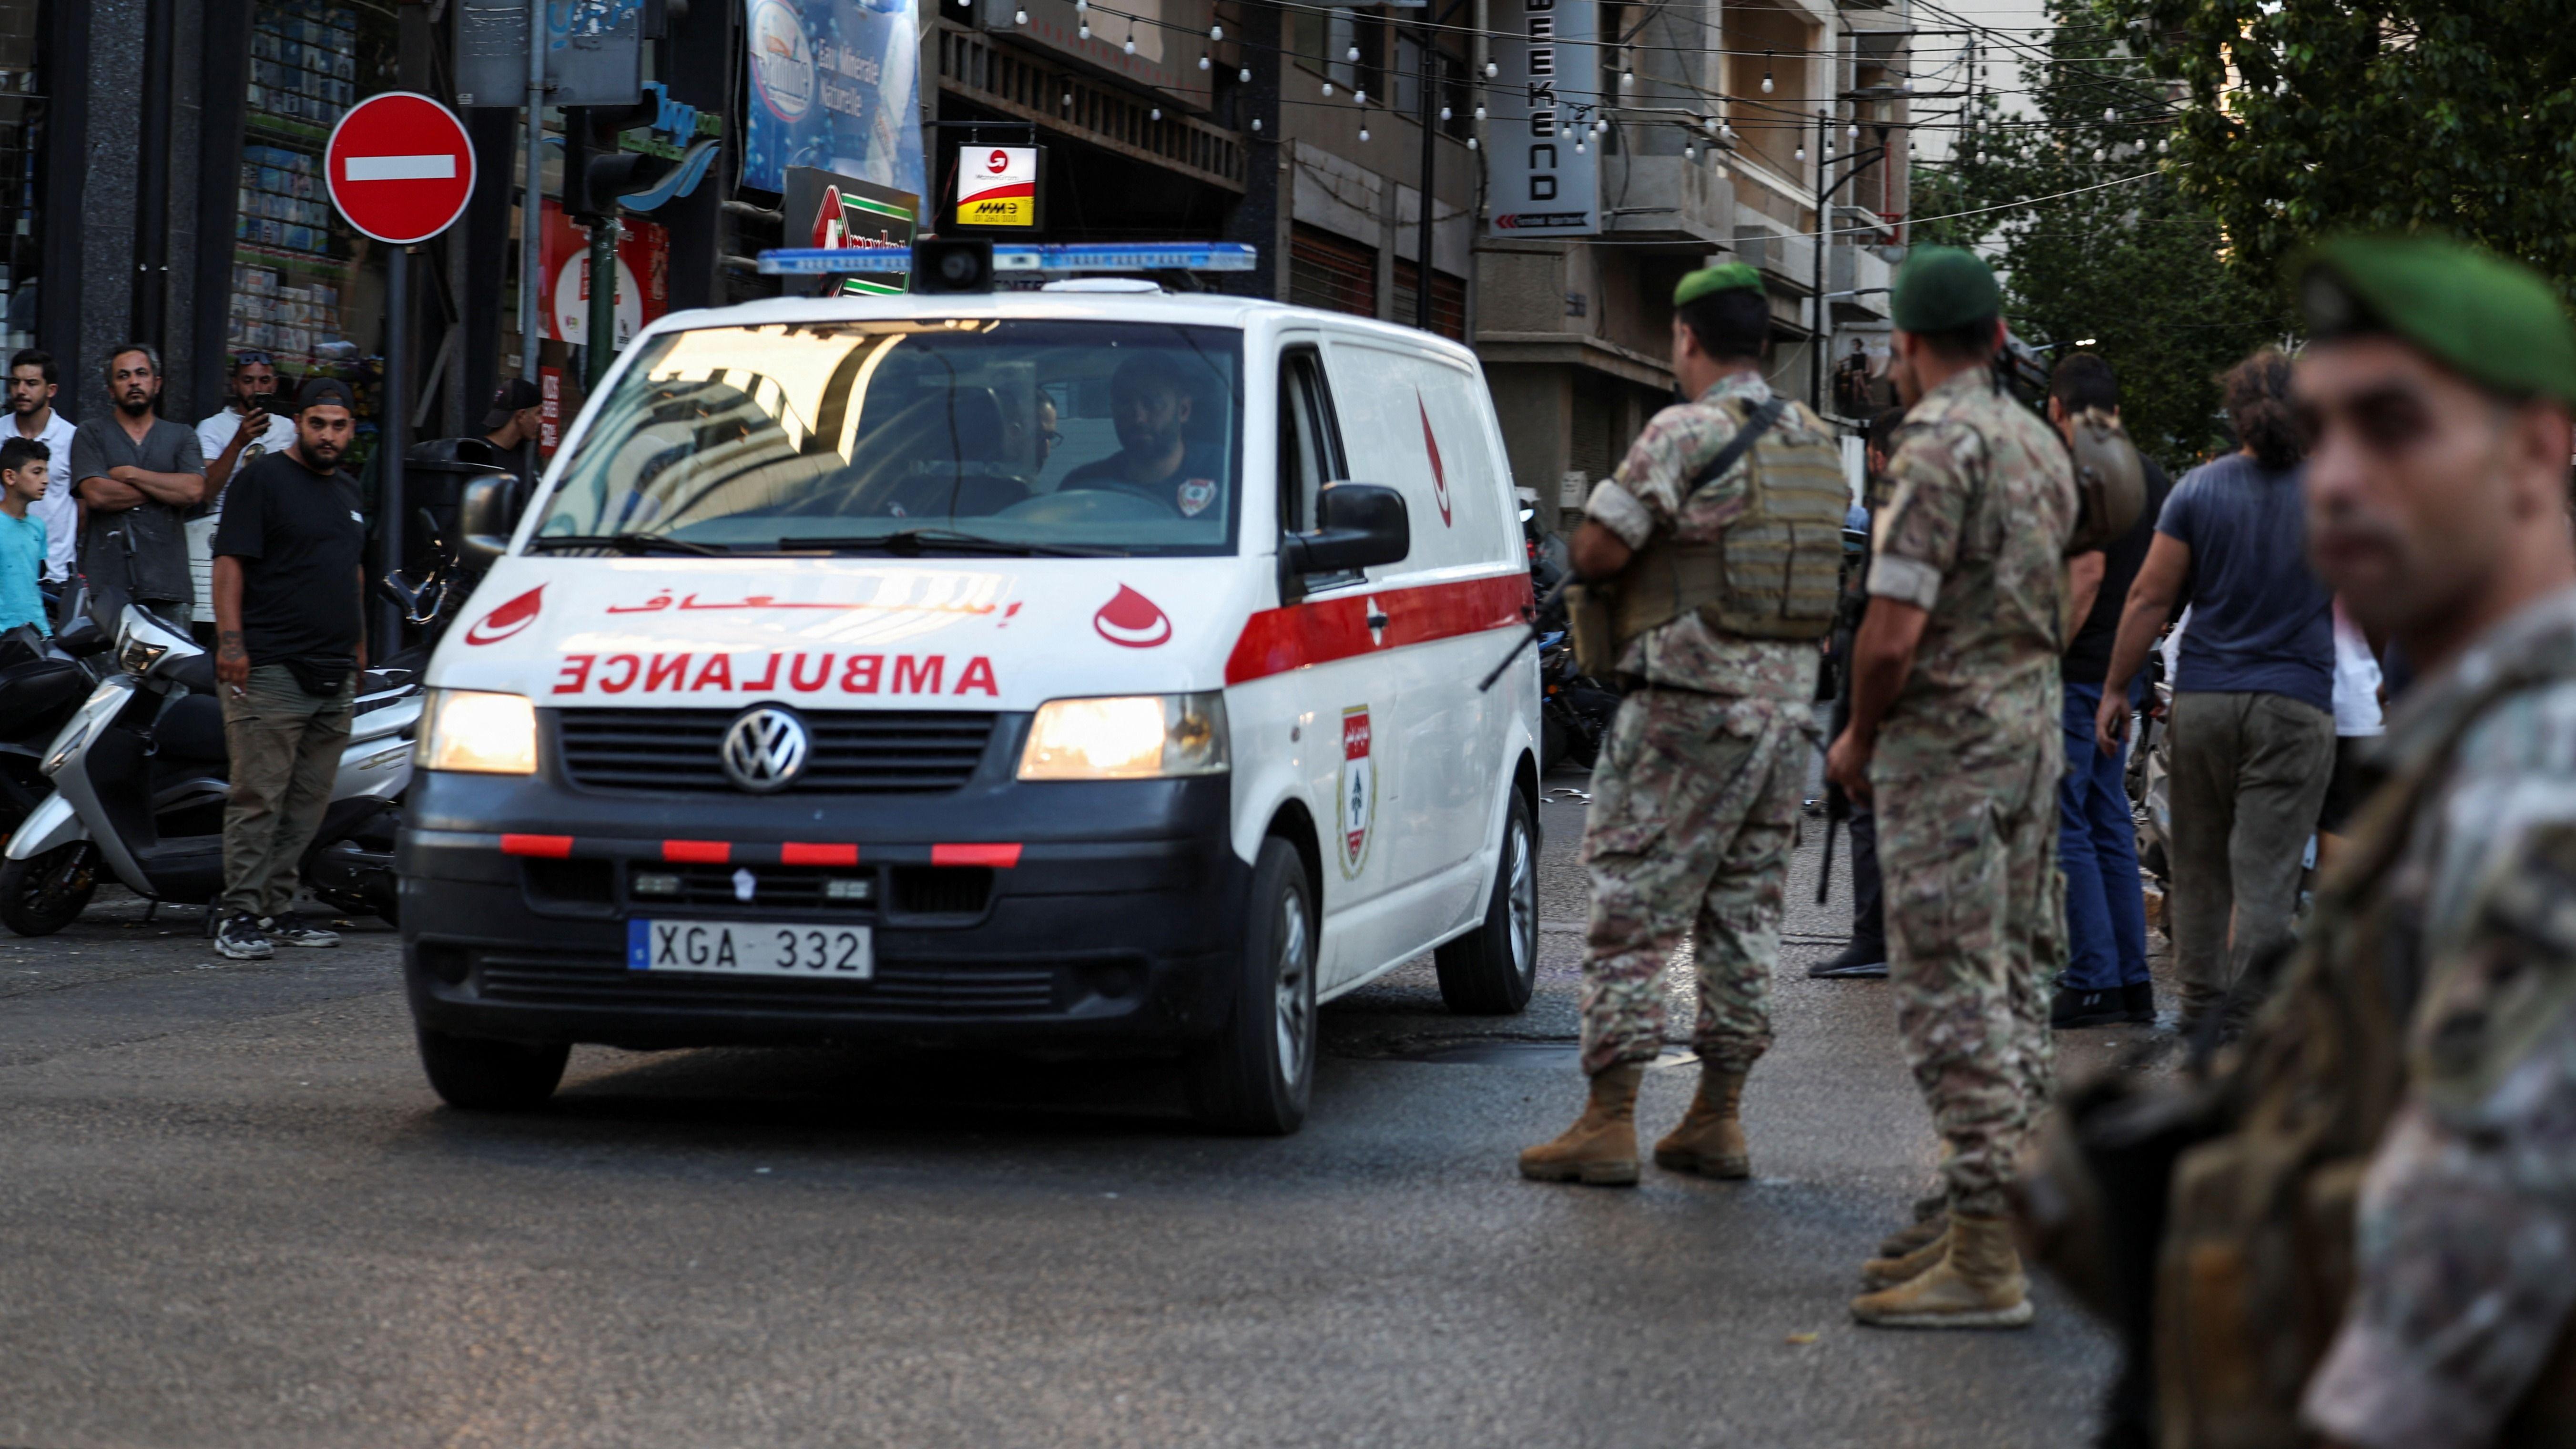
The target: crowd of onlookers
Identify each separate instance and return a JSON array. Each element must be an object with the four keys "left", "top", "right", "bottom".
[{"left": 1814, "top": 345, "right": 2381, "bottom": 1039}]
